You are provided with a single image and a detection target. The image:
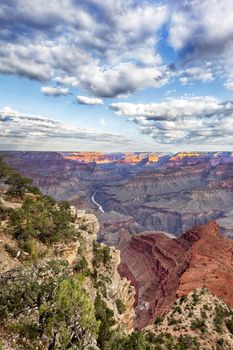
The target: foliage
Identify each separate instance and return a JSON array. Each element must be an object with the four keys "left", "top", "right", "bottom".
[
  {"left": 0, "top": 261, "right": 100, "bottom": 349},
  {"left": 214, "top": 305, "right": 226, "bottom": 333},
  {"left": 74, "top": 257, "right": 91, "bottom": 276},
  {"left": 9, "top": 196, "right": 75, "bottom": 244},
  {"left": 226, "top": 316, "right": 233, "bottom": 334},
  {"left": 95, "top": 293, "right": 115, "bottom": 349},
  {"left": 93, "top": 242, "right": 112, "bottom": 268},
  {"left": 154, "top": 316, "right": 163, "bottom": 325},
  {"left": 190, "top": 318, "right": 206, "bottom": 333},
  {"left": 44, "top": 274, "right": 100, "bottom": 349},
  {"left": 116, "top": 299, "right": 126, "bottom": 315},
  {"left": 191, "top": 292, "right": 199, "bottom": 305}
]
